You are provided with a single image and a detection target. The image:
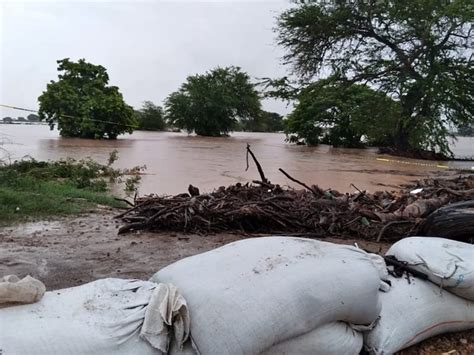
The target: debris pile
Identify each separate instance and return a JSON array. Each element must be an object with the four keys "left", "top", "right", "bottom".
[{"left": 117, "top": 145, "right": 474, "bottom": 241}]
